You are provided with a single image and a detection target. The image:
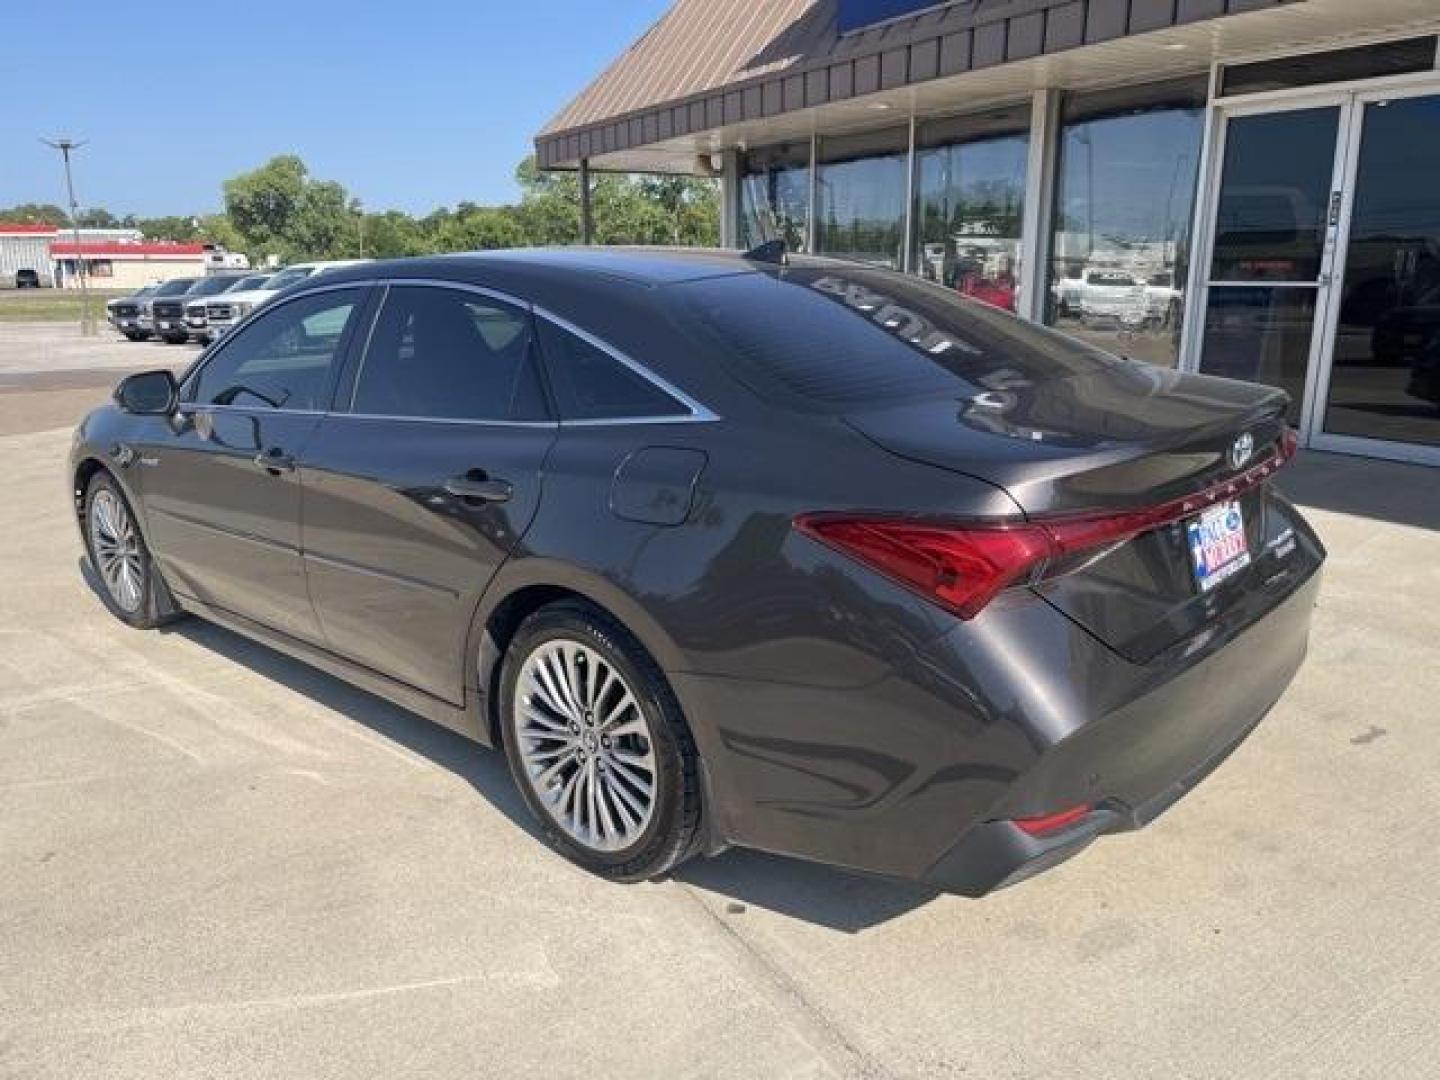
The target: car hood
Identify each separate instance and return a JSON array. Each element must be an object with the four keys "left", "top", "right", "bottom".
[{"left": 843, "top": 362, "right": 1290, "bottom": 514}]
